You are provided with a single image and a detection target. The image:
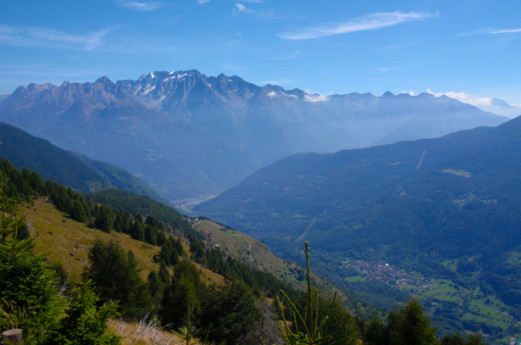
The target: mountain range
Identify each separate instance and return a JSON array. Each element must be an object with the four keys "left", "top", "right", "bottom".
[
  {"left": 0, "top": 70, "right": 507, "bottom": 200},
  {"left": 195, "top": 115, "right": 521, "bottom": 338}
]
